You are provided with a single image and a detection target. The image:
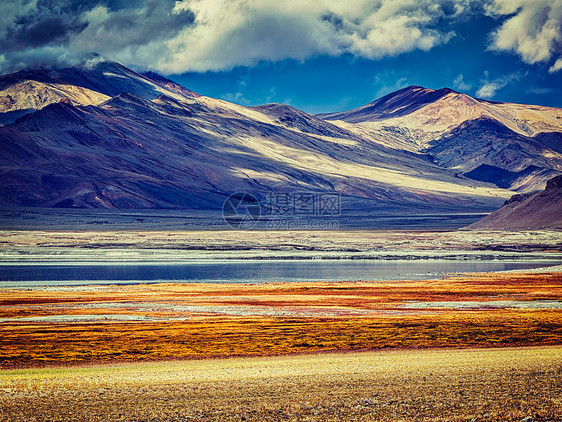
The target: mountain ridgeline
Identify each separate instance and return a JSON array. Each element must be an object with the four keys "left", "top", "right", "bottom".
[{"left": 0, "top": 60, "right": 561, "bottom": 217}]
